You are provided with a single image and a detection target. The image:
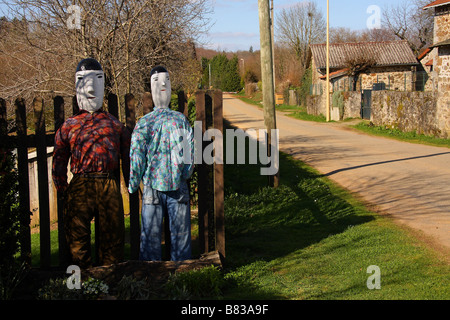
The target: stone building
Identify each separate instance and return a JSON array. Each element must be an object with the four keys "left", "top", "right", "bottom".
[
  {"left": 422, "top": 0, "right": 450, "bottom": 137},
  {"left": 309, "top": 41, "right": 419, "bottom": 93}
]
